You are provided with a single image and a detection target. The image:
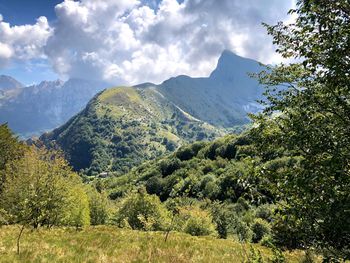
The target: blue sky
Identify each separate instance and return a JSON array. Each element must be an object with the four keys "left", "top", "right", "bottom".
[
  {"left": 0, "top": 0, "right": 172, "bottom": 24},
  {"left": 0, "top": 0, "right": 293, "bottom": 86},
  {"left": 0, "top": 0, "right": 62, "bottom": 25},
  {"left": 0, "top": 0, "right": 61, "bottom": 84},
  {"left": 0, "top": 0, "right": 169, "bottom": 85}
]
